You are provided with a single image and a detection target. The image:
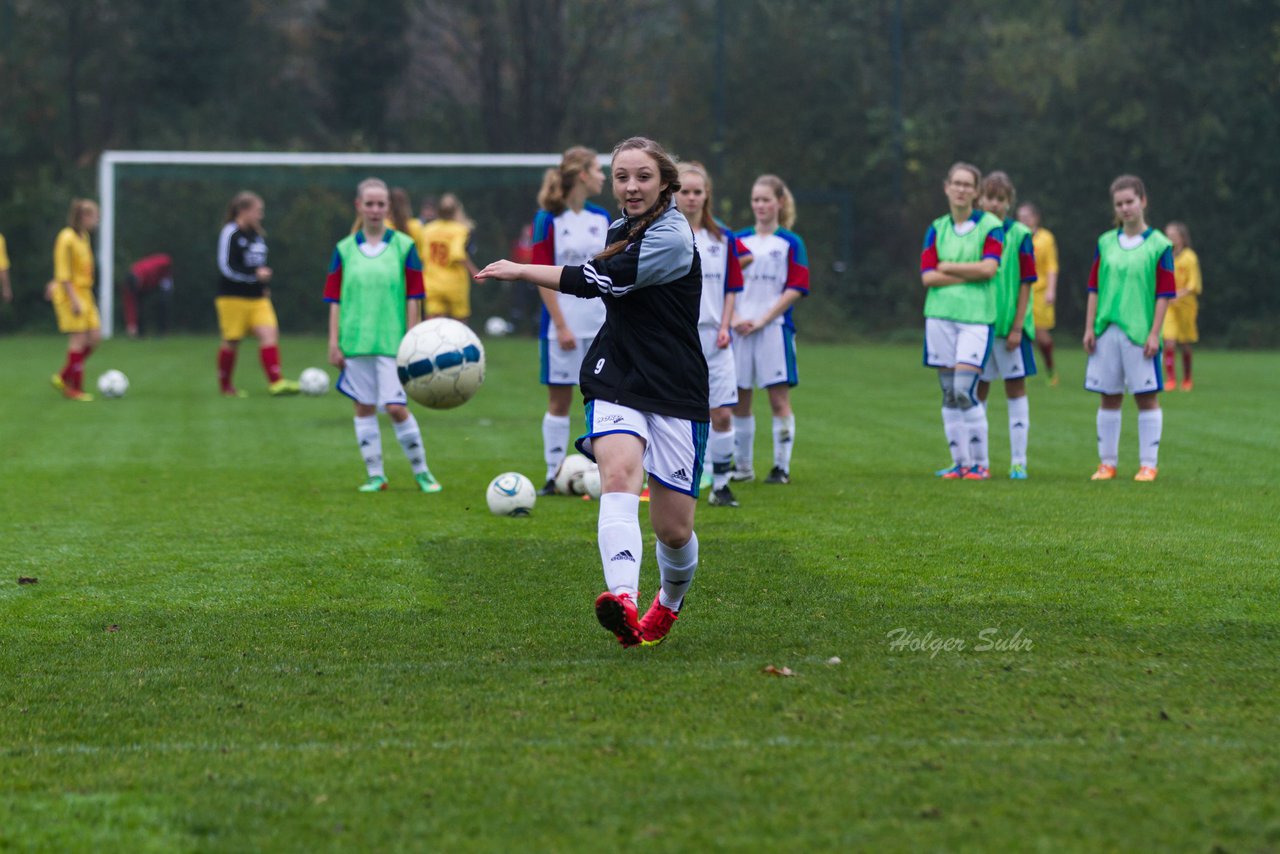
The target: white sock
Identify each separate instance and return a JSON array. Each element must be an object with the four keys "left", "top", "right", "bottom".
[
  {"left": 393, "top": 415, "right": 428, "bottom": 475},
  {"left": 963, "top": 403, "right": 989, "bottom": 469},
  {"left": 772, "top": 414, "right": 795, "bottom": 473},
  {"left": 597, "top": 492, "right": 642, "bottom": 598},
  {"left": 1097, "top": 408, "right": 1122, "bottom": 467},
  {"left": 1008, "top": 395, "right": 1029, "bottom": 467},
  {"left": 732, "top": 414, "right": 755, "bottom": 474},
  {"left": 656, "top": 531, "right": 698, "bottom": 611},
  {"left": 1137, "top": 409, "right": 1163, "bottom": 468},
  {"left": 942, "top": 407, "right": 966, "bottom": 466},
  {"left": 709, "top": 428, "right": 734, "bottom": 490},
  {"left": 354, "top": 415, "right": 384, "bottom": 478},
  {"left": 542, "top": 413, "right": 571, "bottom": 481}
]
